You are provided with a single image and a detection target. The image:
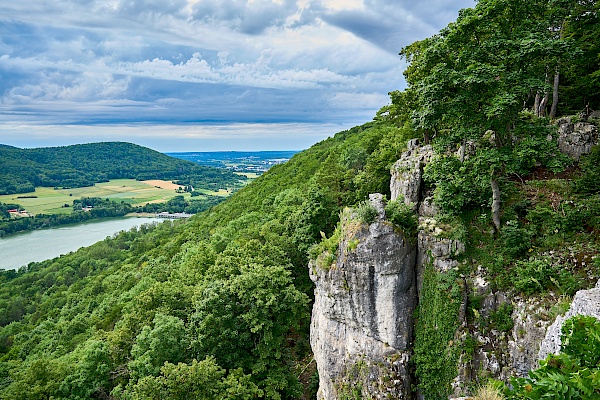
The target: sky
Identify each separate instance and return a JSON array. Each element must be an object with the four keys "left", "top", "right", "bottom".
[{"left": 0, "top": 0, "right": 474, "bottom": 152}]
